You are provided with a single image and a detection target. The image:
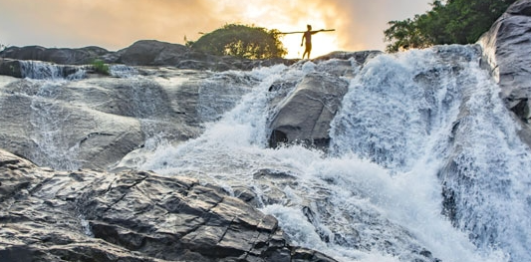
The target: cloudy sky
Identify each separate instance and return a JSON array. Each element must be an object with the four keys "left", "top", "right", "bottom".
[{"left": 0, "top": 0, "right": 432, "bottom": 58}]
